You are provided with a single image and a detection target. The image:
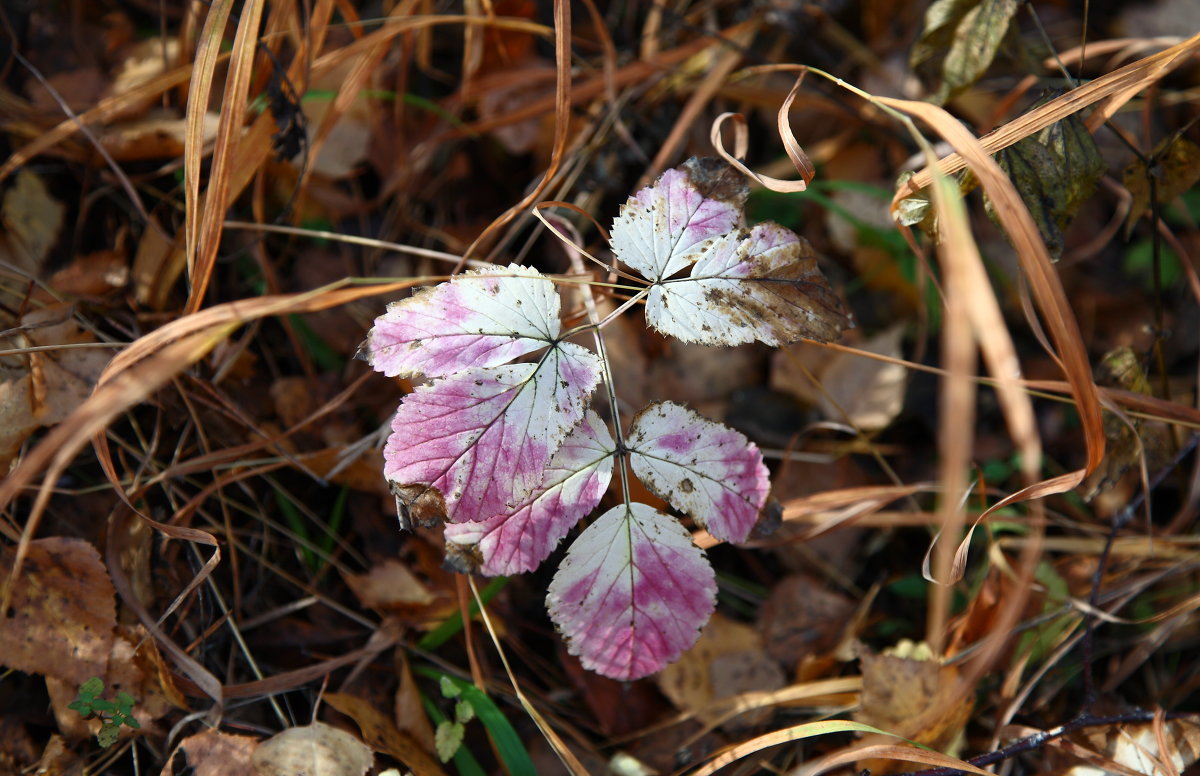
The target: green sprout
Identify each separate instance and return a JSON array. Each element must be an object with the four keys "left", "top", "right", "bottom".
[
  {"left": 434, "top": 675, "right": 476, "bottom": 763},
  {"left": 67, "top": 677, "right": 140, "bottom": 747}
]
